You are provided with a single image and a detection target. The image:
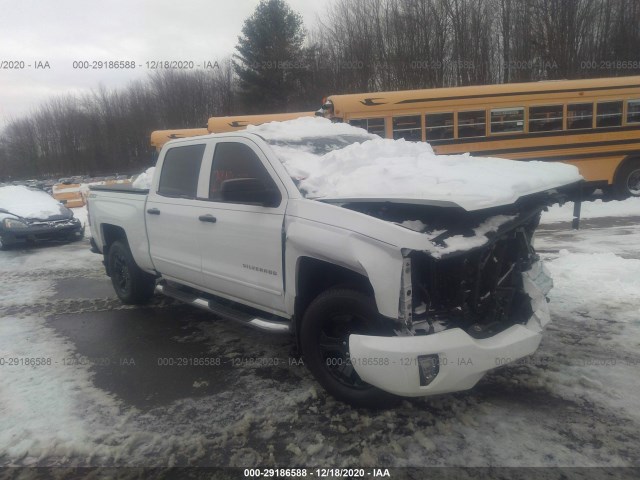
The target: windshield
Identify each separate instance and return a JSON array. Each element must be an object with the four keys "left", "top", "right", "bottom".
[{"left": 266, "top": 134, "right": 374, "bottom": 156}]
